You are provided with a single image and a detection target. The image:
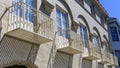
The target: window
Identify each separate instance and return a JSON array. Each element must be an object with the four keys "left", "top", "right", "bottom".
[
  {"left": 102, "top": 45, "right": 106, "bottom": 50},
  {"left": 79, "top": 0, "right": 84, "bottom": 5},
  {"left": 100, "top": 15, "right": 105, "bottom": 26},
  {"left": 115, "top": 50, "right": 120, "bottom": 66},
  {"left": 79, "top": 26, "right": 87, "bottom": 47},
  {"left": 75, "top": 0, "right": 84, "bottom": 6},
  {"left": 102, "top": 42, "right": 107, "bottom": 50},
  {"left": 93, "top": 35, "right": 99, "bottom": 45},
  {"left": 12, "top": 0, "right": 22, "bottom": 17},
  {"left": 12, "top": 0, "right": 34, "bottom": 22},
  {"left": 90, "top": 5, "right": 95, "bottom": 17},
  {"left": 56, "top": 9, "right": 67, "bottom": 38},
  {"left": 110, "top": 27, "right": 119, "bottom": 41},
  {"left": 25, "top": 0, "right": 34, "bottom": 22},
  {"left": 119, "top": 30, "right": 120, "bottom": 35}
]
